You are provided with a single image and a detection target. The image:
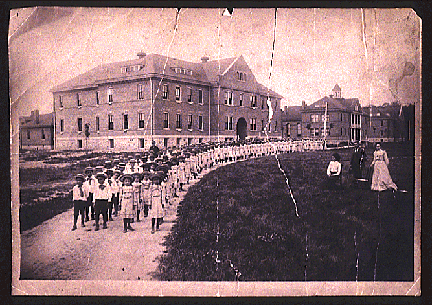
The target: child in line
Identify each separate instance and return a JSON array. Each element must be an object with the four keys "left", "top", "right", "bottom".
[
  {"left": 132, "top": 172, "right": 143, "bottom": 222},
  {"left": 119, "top": 174, "right": 135, "bottom": 233},
  {"left": 149, "top": 172, "right": 165, "bottom": 234},
  {"left": 72, "top": 174, "right": 88, "bottom": 231}
]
